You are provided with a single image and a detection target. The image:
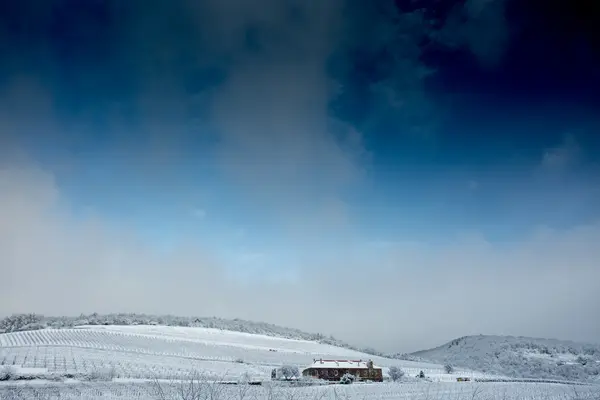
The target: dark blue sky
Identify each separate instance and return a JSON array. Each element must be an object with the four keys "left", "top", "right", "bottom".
[{"left": 1, "top": 0, "right": 599, "bottom": 351}]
